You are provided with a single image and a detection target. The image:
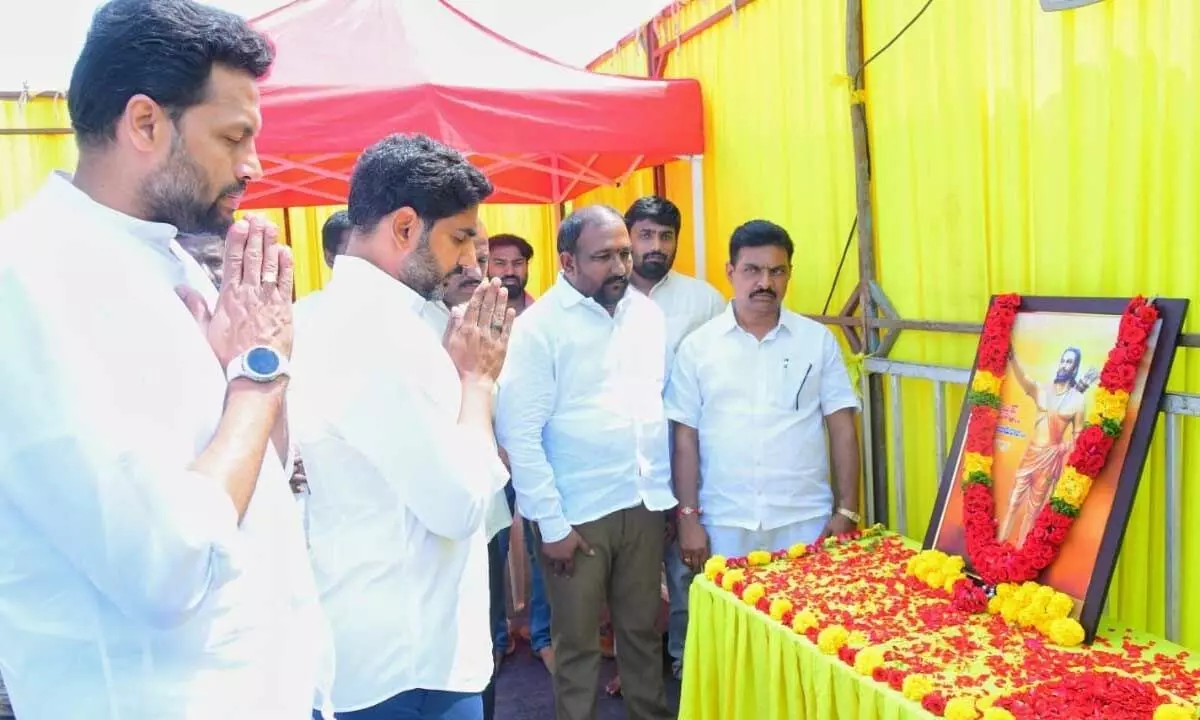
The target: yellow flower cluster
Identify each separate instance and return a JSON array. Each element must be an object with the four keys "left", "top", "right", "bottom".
[
  {"left": 901, "top": 674, "right": 934, "bottom": 701},
  {"left": 786, "top": 542, "right": 808, "bottom": 559},
  {"left": 719, "top": 568, "right": 745, "bottom": 591},
  {"left": 768, "top": 598, "right": 793, "bottom": 621},
  {"left": 944, "top": 696, "right": 979, "bottom": 720},
  {"left": 741, "top": 582, "right": 766, "bottom": 606},
  {"left": 971, "top": 370, "right": 1003, "bottom": 397},
  {"left": 703, "top": 555, "right": 726, "bottom": 581},
  {"left": 747, "top": 550, "right": 773, "bottom": 566},
  {"left": 1087, "top": 387, "right": 1131, "bottom": 427},
  {"left": 981, "top": 709, "right": 1014, "bottom": 720},
  {"left": 987, "top": 582, "right": 1083, "bottom": 646},
  {"left": 963, "top": 452, "right": 994, "bottom": 477},
  {"left": 853, "top": 646, "right": 885, "bottom": 676},
  {"left": 791, "top": 609, "right": 820, "bottom": 633},
  {"left": 816, "top": 625, "right": 849, "bottom": 655},
  {"left": 906, "top": 549, "right": 967, "bottom": 593},
  {"left": 1051, "top": 466, "right": 1094, "bottom": 509},
  {"left": 1154, "top": 703, "right": 1197, "bottom": 720}
]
